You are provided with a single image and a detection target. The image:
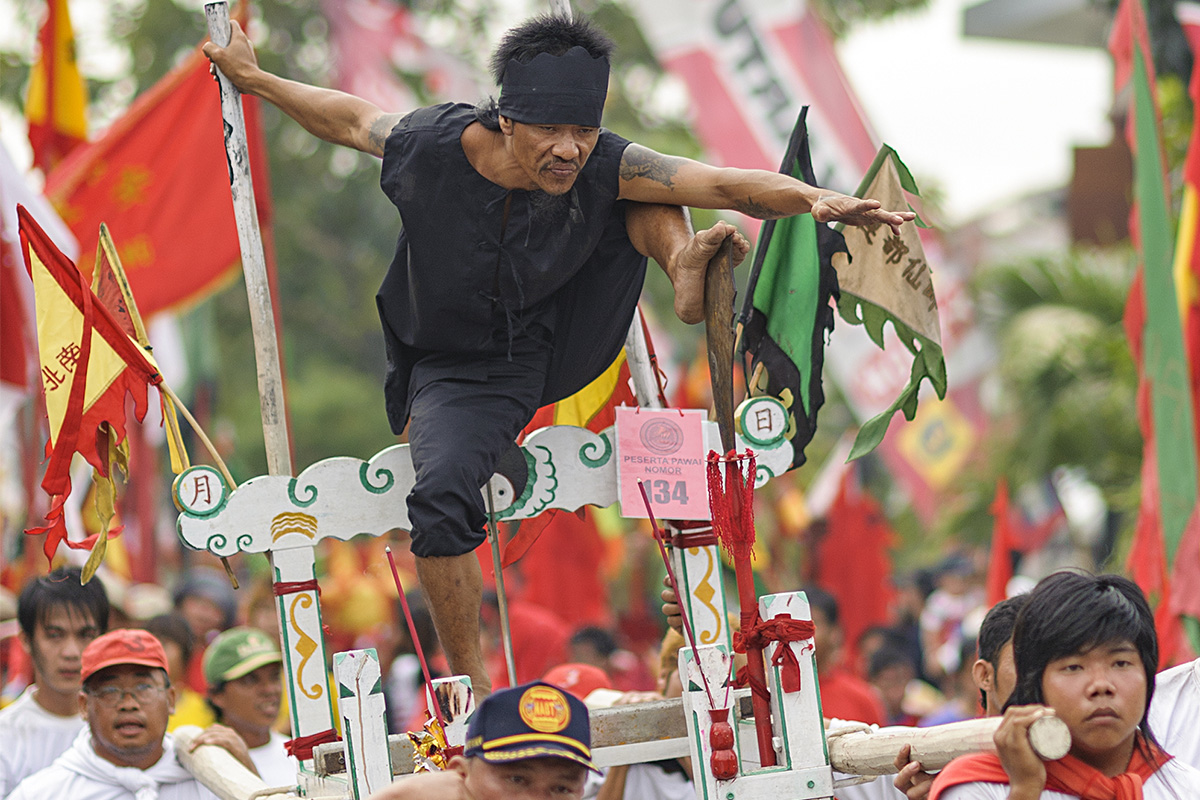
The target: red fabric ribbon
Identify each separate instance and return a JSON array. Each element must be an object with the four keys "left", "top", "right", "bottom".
[
  {"left": 285, "top": 727, "right": 341, "bottom": 761},
  {"left": 929, "top": 736, "right": 1170, "bottom": 800},
  {"left": 273, "top": 579, "right": 321, "bottom": 596},
  {"left": 734, "top": 613, "right": 815, "bottom": 694}
]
